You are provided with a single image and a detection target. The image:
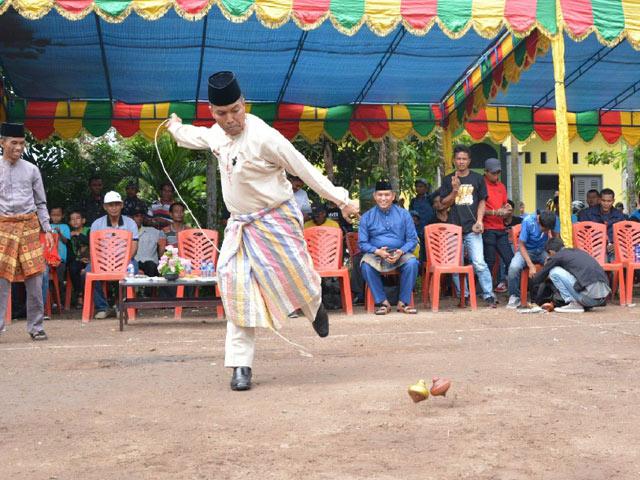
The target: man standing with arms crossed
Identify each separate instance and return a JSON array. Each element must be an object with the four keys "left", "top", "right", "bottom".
[
  {"left": 440, "top": 145, "right": 498, "bottom": 307},
  {"left": 0, "top": 123, "right": 54, "bottom": 341},
  {"left": 167, "top": 71, "right": 359, "bottom": 391}
]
